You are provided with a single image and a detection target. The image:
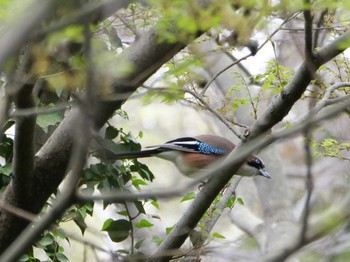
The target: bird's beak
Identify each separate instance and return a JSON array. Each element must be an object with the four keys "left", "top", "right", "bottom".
[{"left": 259, "top": 168, "right": 271, "bottom": 179}]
